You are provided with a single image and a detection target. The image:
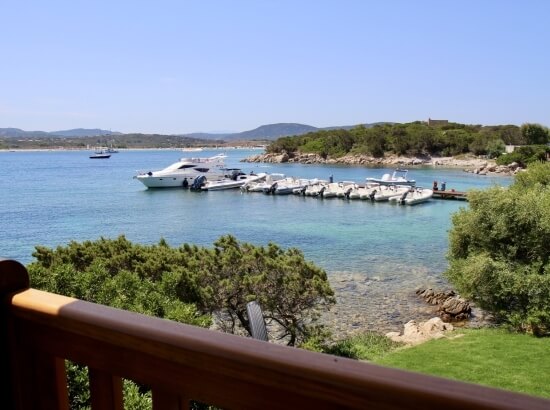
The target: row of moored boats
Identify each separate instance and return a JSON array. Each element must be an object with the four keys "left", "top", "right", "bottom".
[
  {"left": 238, "top": 174, "right": 433, "bottom": 205},
  {"left": 133, "top": 154, "right": 433, "bottom": 205}
]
